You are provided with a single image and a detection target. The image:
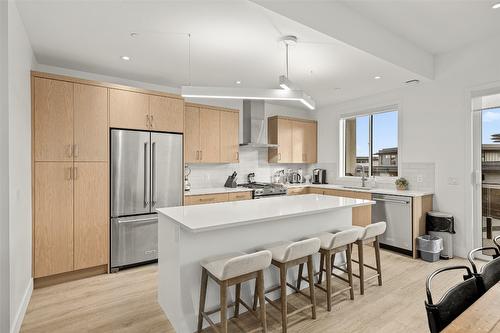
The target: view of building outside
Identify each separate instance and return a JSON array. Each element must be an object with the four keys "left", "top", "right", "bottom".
[
  {"left": 344, "top": 110, "right": 398, "bottom": 177},
  {"left": 482, "top": 107, "right": 500, "bottom": 247}
]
